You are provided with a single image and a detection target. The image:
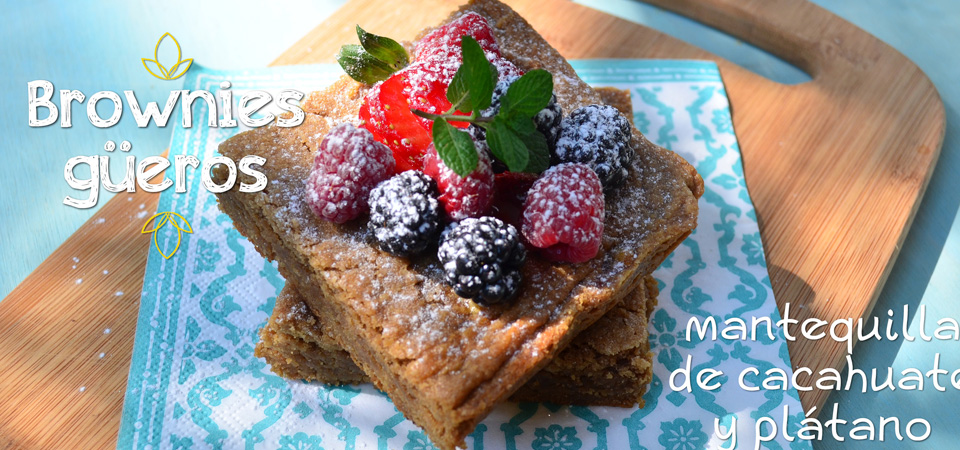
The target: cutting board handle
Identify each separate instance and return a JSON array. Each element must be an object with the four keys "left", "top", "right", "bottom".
[{"left": 642, "top": 0, "right": 880, "bottom": 83}]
